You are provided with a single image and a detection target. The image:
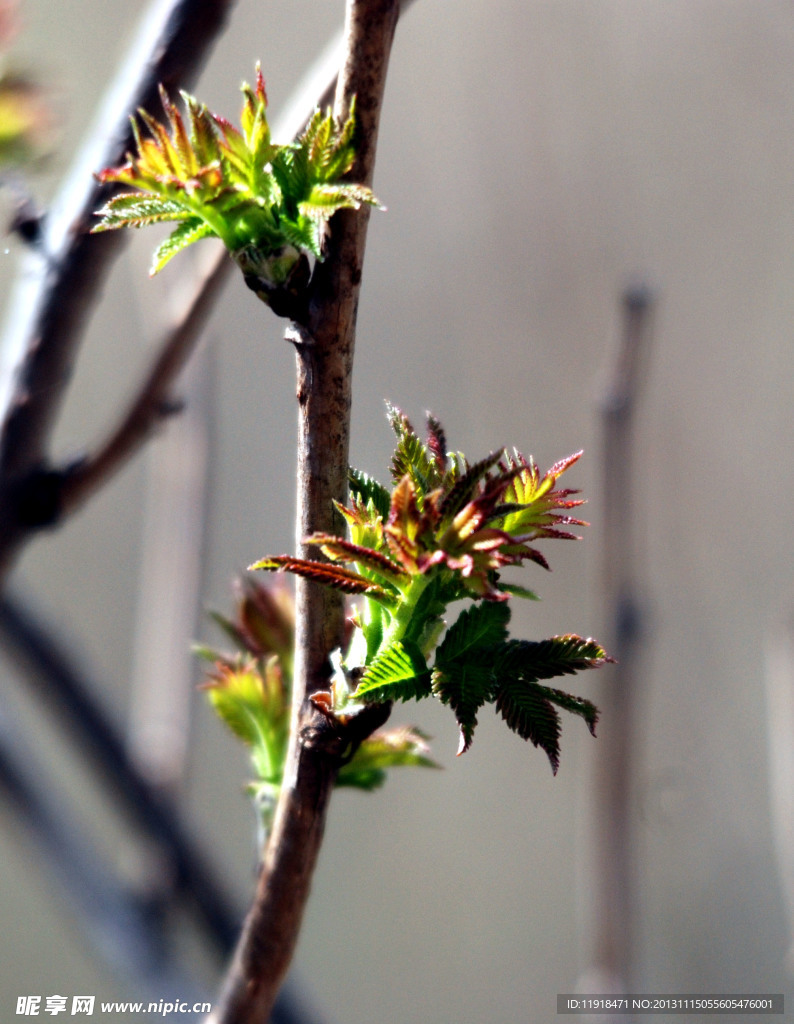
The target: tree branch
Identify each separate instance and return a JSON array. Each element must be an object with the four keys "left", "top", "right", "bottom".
[
  {"left": 0, "top": 0, "right": 238, "bottom": 582},
  {"left": 588, "top": 285, "right": 654, "bottom": 989},
  {"left": 58, "top": 243, "right": 229, "bottom": 517},
  {"left": 207, "top": 3, "right": 402, "bottom": 1021}
]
